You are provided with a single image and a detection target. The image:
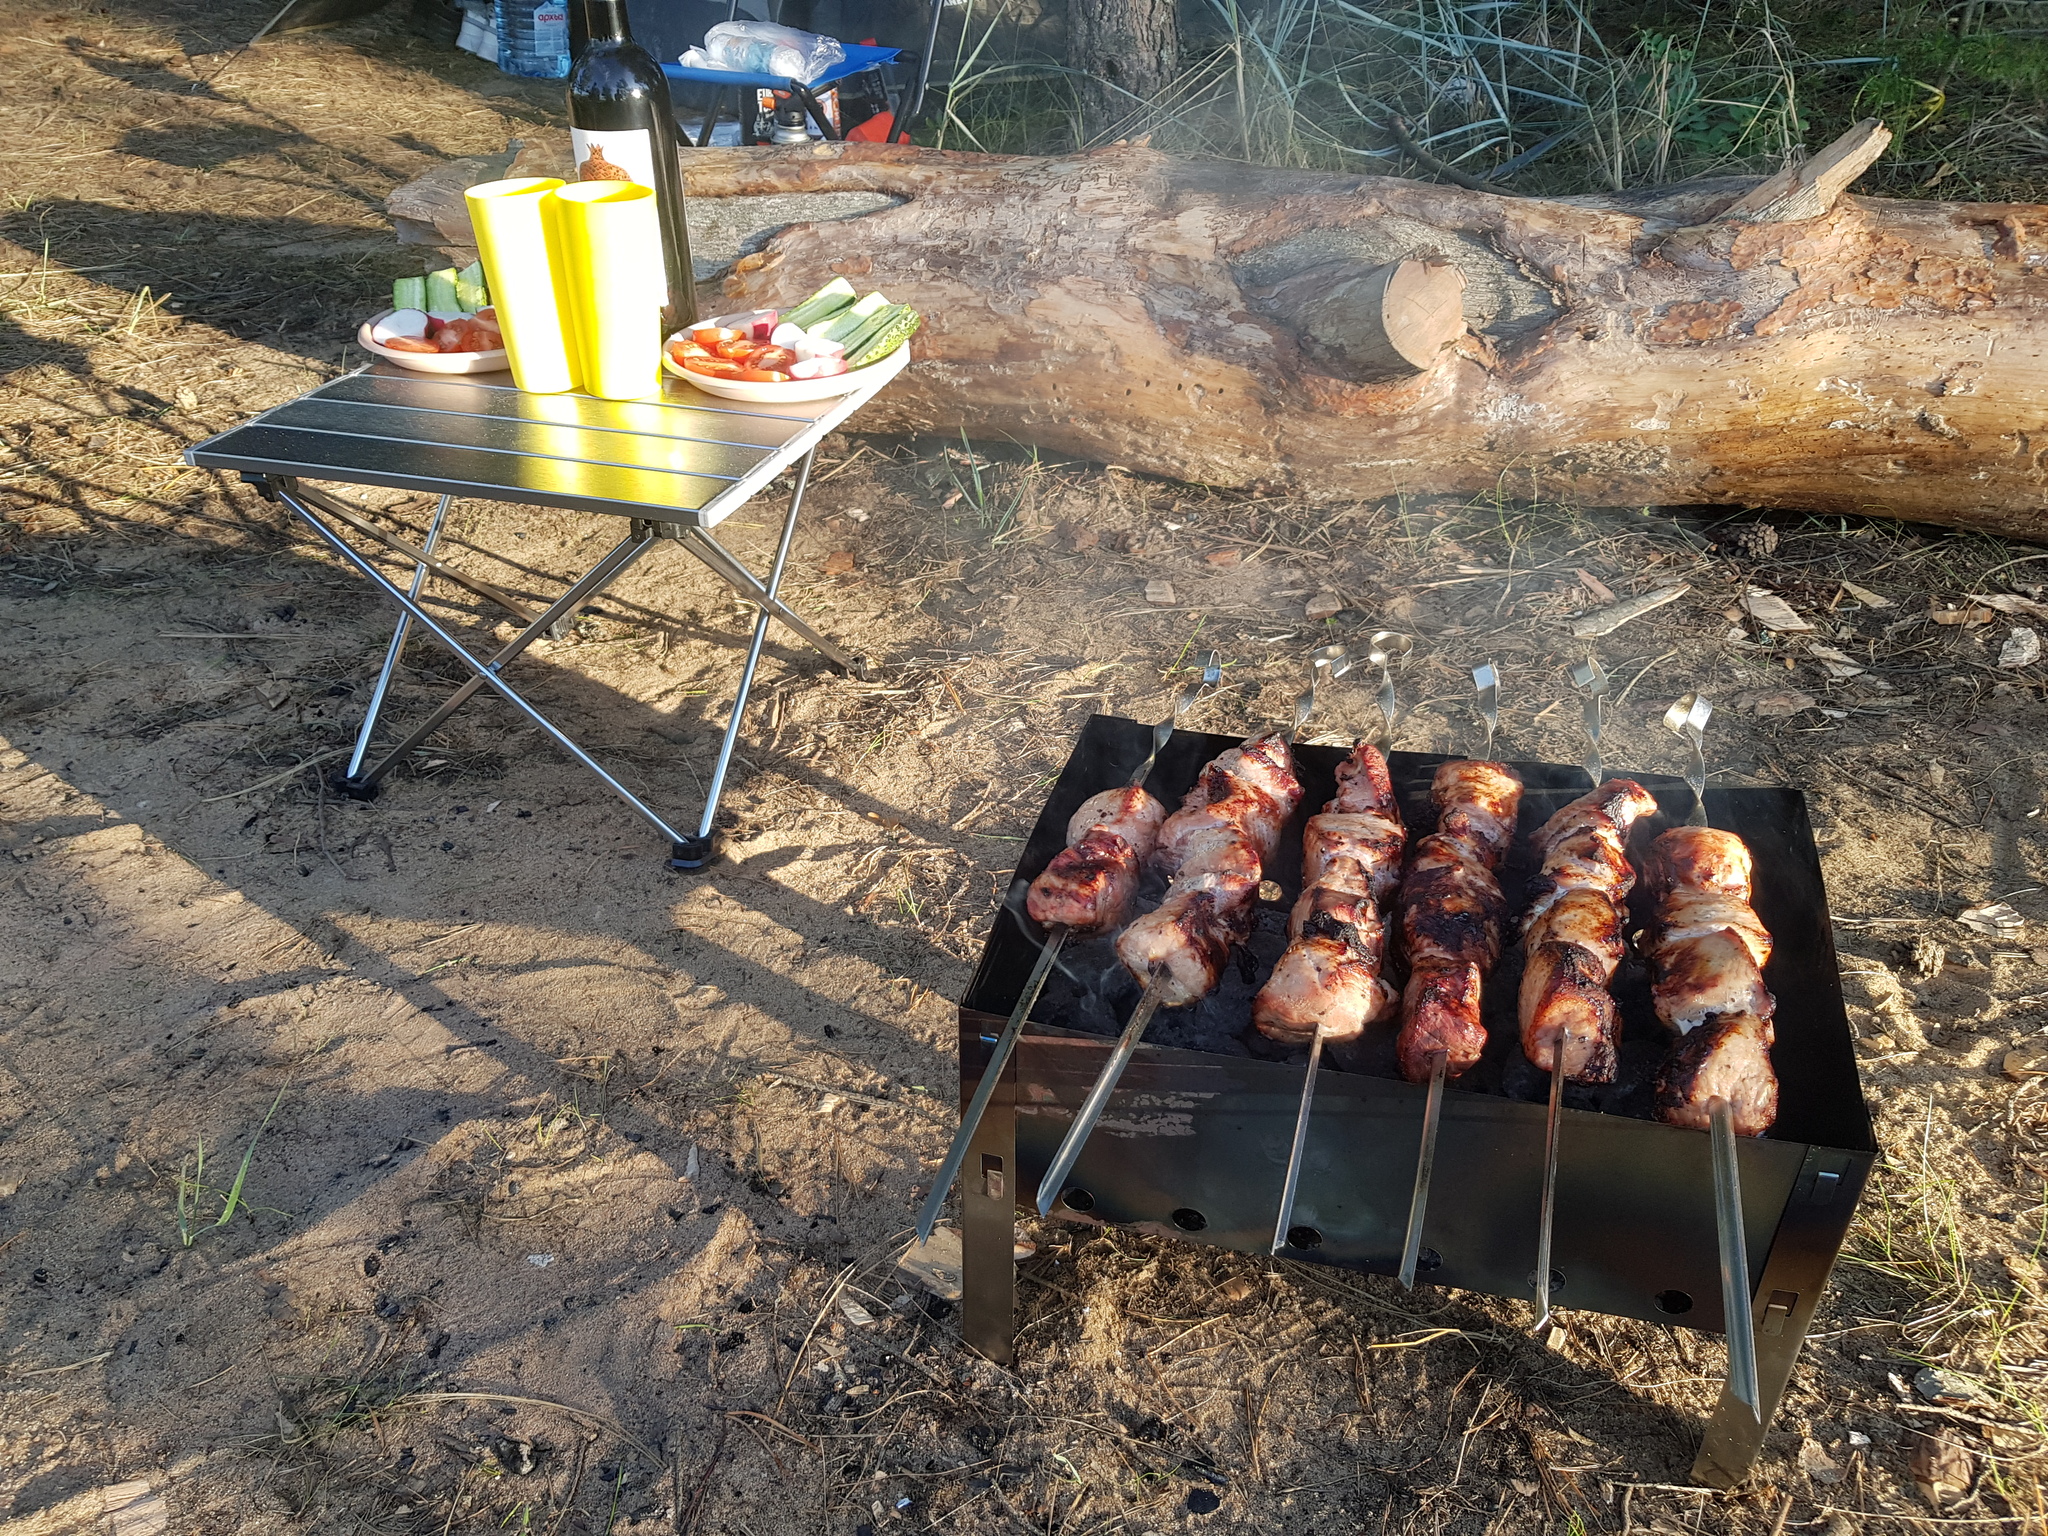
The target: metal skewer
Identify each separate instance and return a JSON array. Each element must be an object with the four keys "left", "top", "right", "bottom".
[
  {"left": 1711, "top": 1095, "right": 1762, "bottom": 1419},
  {"left": 1663, "top": 692, "right": 1713, "bottom": 828},
  {"left": 1472, "top": 660, "right": 1500, "bottom": 758},
  {"left": 1533, "top": 1028, "right": 1567, "bottom": 1332},
  {"left": 1658, "top": 694, "right": 1757, "bottom": 1416},
  {"left": 1397, "top": 1048, "right": 1448, "bottom": 1286},
  {"left": 917, "top": 650, "right": 1219, "bottom": 1243},
  {"left": 1568, "top": 656, "right": 1609, "bottom": 787},
  {"left": 1269, "top": 649, "right": 1358, "bottom": 1253},
  {"left": 1367, "top": 631, "right": 1412, "bottom": 749},
  {"left": 1037, "top": 969, "right": 1169, "bottom": 1216},
  {"left": 1396, "top": 662, "right": 1496, "bottom": 1282},
  {"left": 1054, "top": 653, "right": 1338, "bottom": 1227}
]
